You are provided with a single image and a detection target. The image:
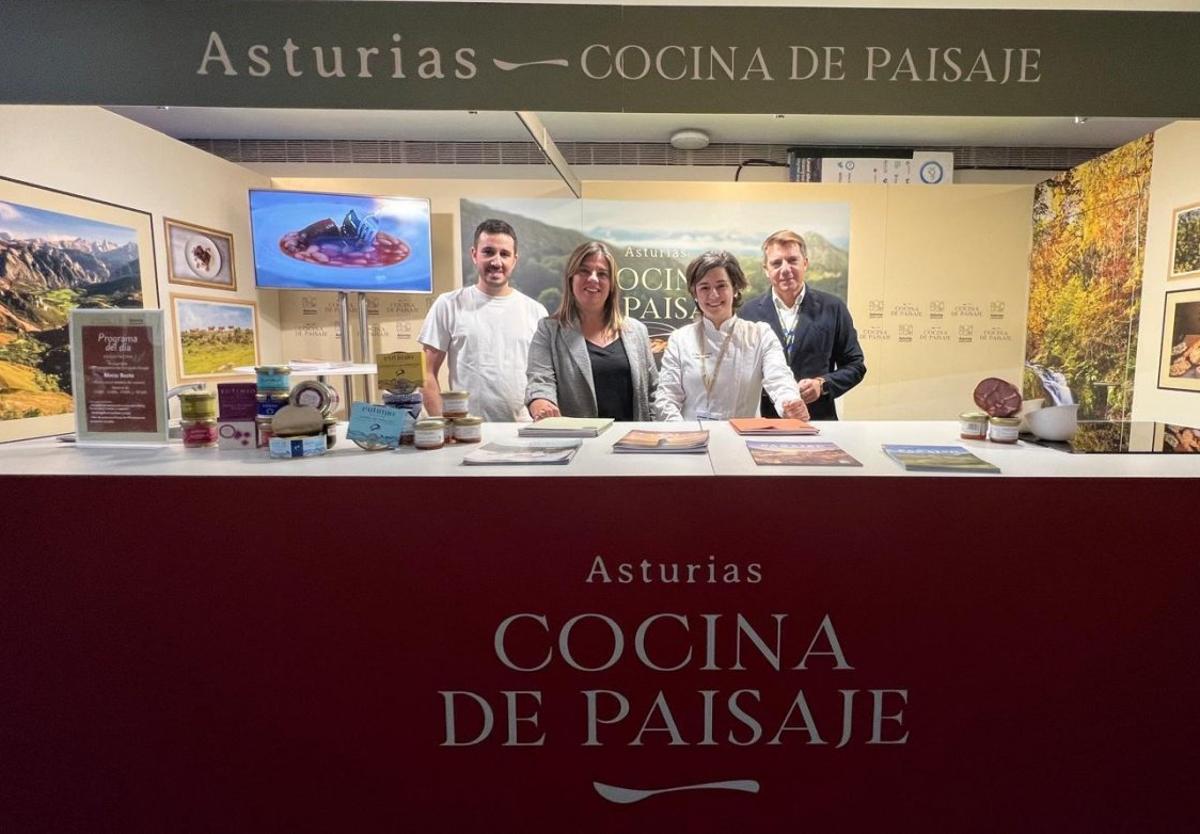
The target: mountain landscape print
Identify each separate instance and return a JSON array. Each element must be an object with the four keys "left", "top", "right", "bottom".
[{"left": 0, "top": 196, "right": 145, "bottom": 420}]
